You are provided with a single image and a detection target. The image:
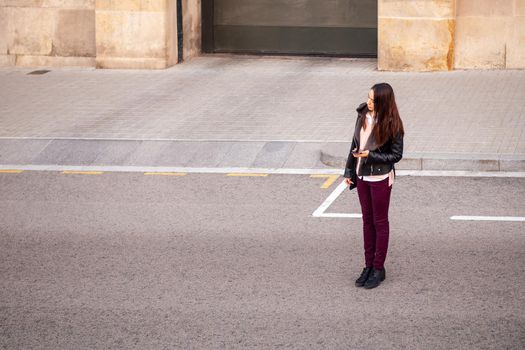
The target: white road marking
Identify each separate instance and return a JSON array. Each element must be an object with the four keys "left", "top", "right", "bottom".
[
  {"left": 398, "top": 170, "right": 525, "bottom": 178},
  {"left": 2, "top": 163, "right": 522, "bottom": 221},
  {"left": 1, "top": 165, "right": 525, "bottom": 177},
  {"left": 0, "top": 165, "right": 341, "bottom": 175},
  {"left": 311, "top": 179, "right": 525, "bottom": 221},
  {"left": 312, "top": 180, "right": 362, "bottom": 218},
  {"left": 61, "top": 171, "right": 103, "bottom": 175},
  {"left": 316, "top": 213, "right": 362, "bottom": 218},
  {"left": 226, "top": 173, "right": 268, "bottom": 177},
  {"left": 144, "top": 172, "right": 187, "bottom": 176},
  {"left": 450, "top": 216, "right": 525, "bottom": 222},
  {"left": 0, "top": 136, "right": 349, "bottom": 143}
]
